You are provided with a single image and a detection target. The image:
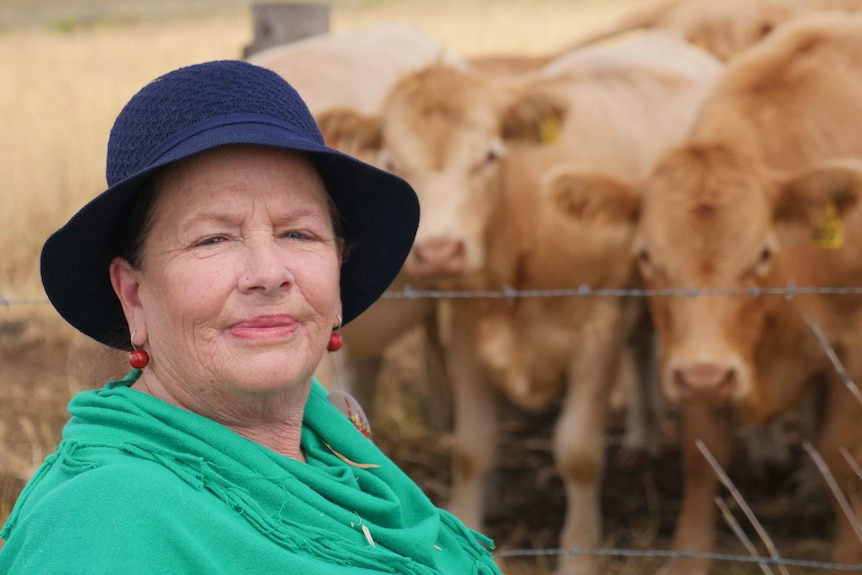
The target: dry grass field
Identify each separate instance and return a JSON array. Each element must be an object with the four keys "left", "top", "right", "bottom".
[{"left": 0, "top": 1, "right": 845, "bottom": 573}]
